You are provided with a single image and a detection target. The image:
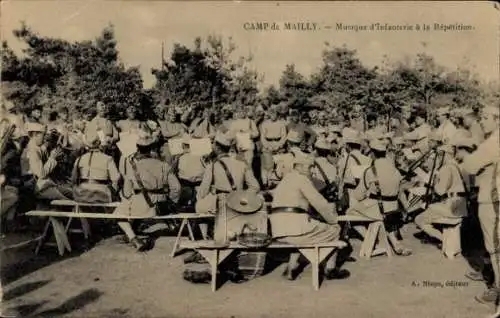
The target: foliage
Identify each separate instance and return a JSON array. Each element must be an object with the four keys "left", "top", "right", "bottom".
[
  {"left": 2, "top": 23, "right": 146, "bottom": 120},
  {"left": 150, "top": 35, "right": 260, "bottom": 114}
]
